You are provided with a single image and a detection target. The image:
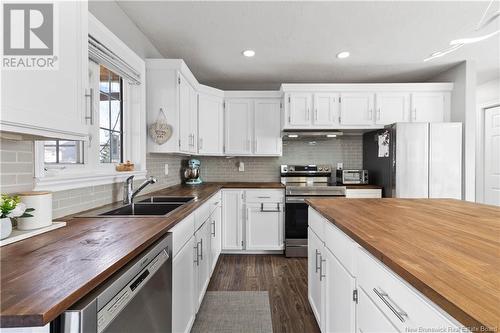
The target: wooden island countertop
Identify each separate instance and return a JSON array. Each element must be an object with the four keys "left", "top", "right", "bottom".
[
  {"left": 0, "top": 182, "right": 283, "bottom": 328},
  {"left": 306, "top": 198, "right": 500, "bottom": 332}
]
